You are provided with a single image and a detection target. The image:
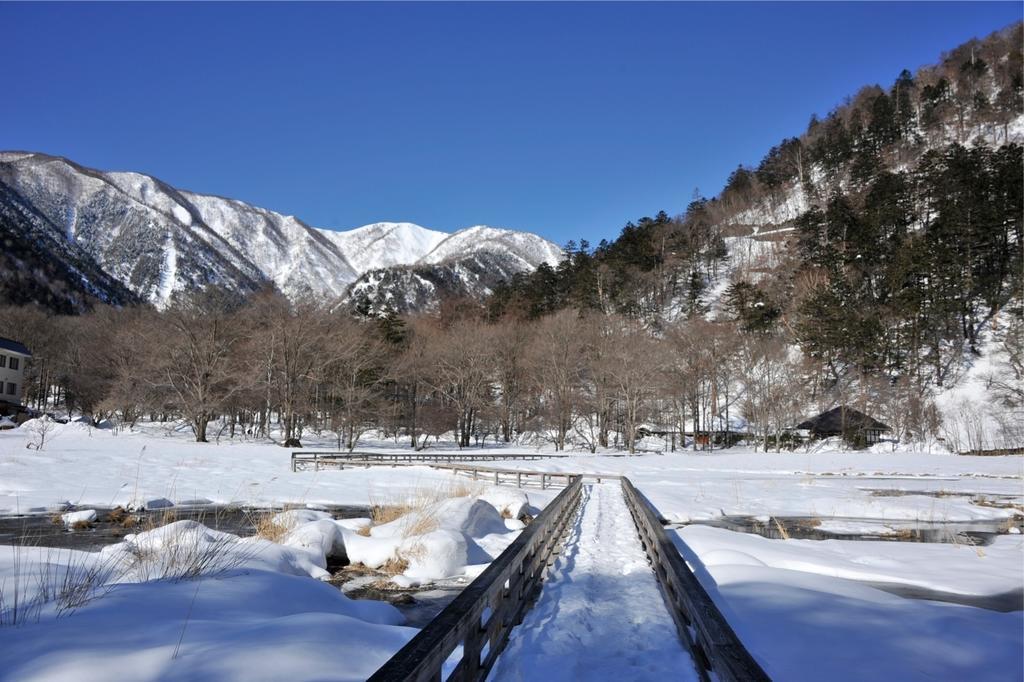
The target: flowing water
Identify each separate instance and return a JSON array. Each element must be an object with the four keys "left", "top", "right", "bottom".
[{"left": 0, "top": 503, "right": 371, "bottom": 550}]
